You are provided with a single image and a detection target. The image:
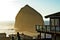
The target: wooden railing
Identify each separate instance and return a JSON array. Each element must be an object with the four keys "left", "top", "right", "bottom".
[{"left": 35, "top": 25, "right": 60, "bottom": 33}]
